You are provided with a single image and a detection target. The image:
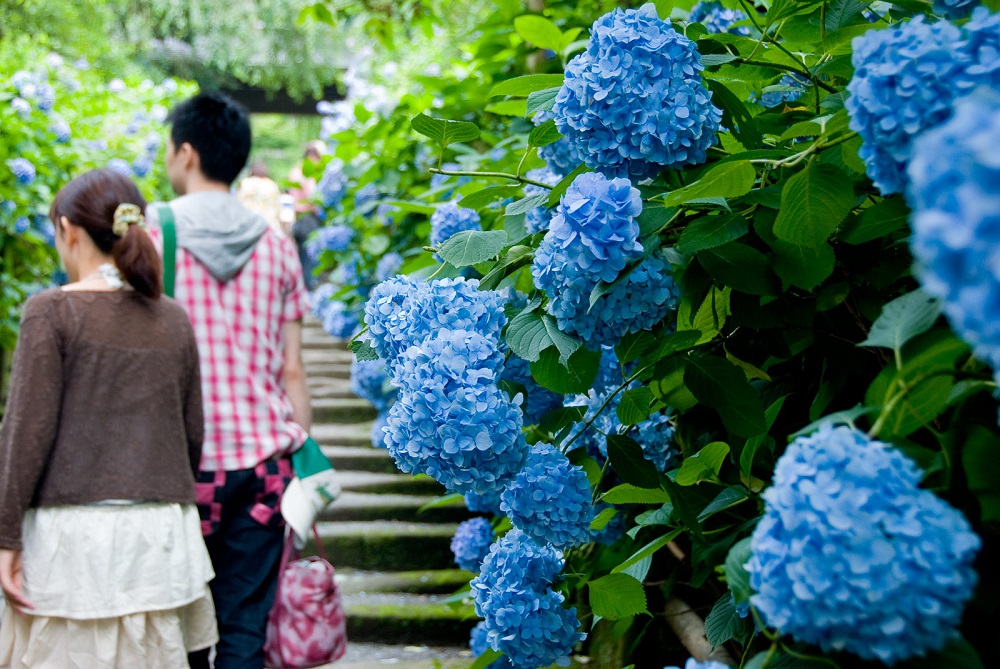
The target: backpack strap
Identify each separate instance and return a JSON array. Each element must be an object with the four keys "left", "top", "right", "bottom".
[{"left": 154, "top": 203, "right": 177, "bottom": 298}]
